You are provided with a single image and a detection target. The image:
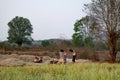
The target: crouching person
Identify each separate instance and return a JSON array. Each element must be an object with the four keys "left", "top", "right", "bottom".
[
  {"left": 50, "top": 56, "right": 59, "bottom": 64},
  {"left": 34, "top": 56, "right": 43, "bottom": 63}
]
